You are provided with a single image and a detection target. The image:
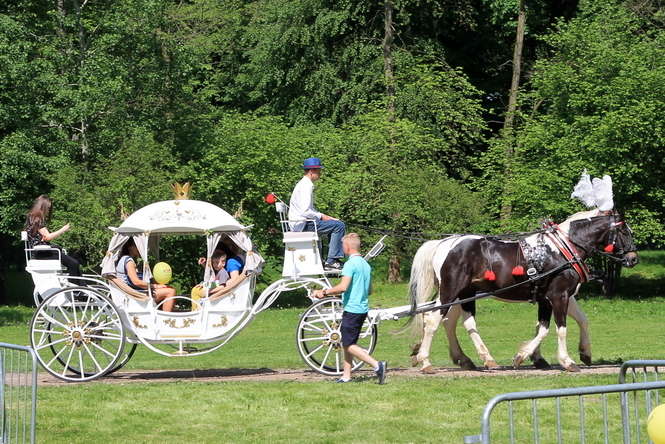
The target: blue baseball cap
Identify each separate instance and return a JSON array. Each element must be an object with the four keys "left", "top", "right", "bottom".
[{"left": 302, "top": 157, "right": 324, "bottom": 169}]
